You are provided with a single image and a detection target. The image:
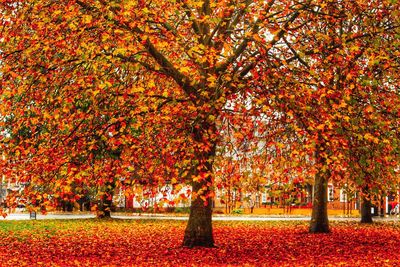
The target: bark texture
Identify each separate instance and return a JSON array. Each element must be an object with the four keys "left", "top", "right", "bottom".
[
  {"left": 98, "top": 181, "right": 115, "bottom": 219},
  {"left": 183, "top": 179, "right": 214, "bottom": 247},
  {"left": 98, "top": 196, "right": 112, "bottom": 218},
  {"left": 309, "top": 172, "right": 330, "bottom": 233},
  {"left": 309, "top": 138, "right": 330, "bottom": 233},
  {"left": 182, "top": 124, "right": 215, "bottom": 247},
  {"left": 360, "top": 196, "right": 373, "bottom": 223}
]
